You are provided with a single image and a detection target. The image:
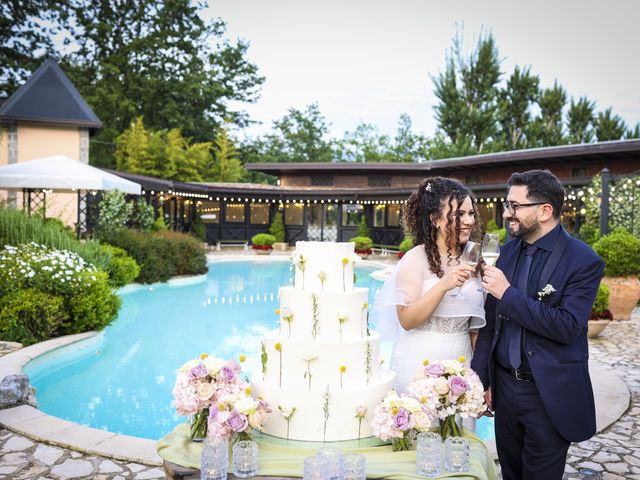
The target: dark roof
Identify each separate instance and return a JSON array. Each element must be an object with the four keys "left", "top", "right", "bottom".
[
  {"left": 0, "top": 59, "right": 102, "bottom": 130},
  {"left": 246, "top": 139, "right": 640, "bottom": 175}
]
